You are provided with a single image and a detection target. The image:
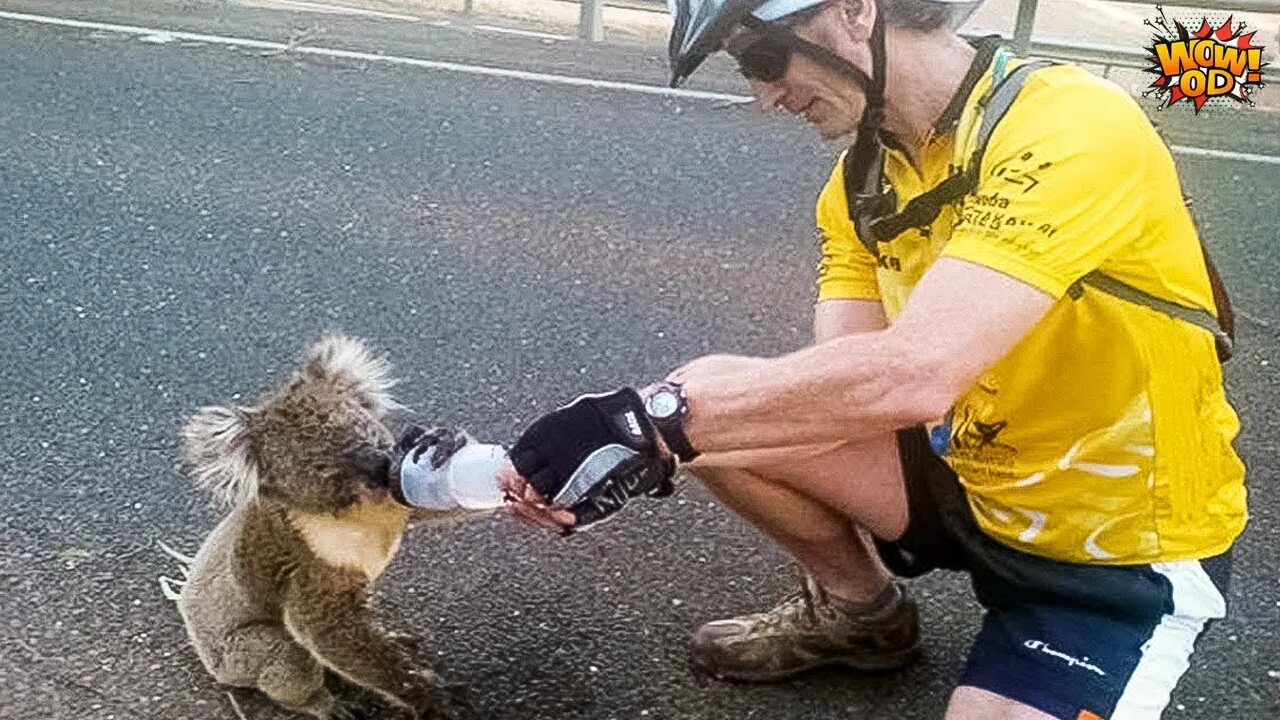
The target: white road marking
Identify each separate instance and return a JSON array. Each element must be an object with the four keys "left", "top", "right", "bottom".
[
  {"left": 1, "top": 9, "right": 1278, "bottom": 165},
  {"left": 0, "top": 9, "right": 746, "bottom": 103},
  {"left": 1170, "top": 144, "right": 1280, "bottom": 167},
  {"left": 473, "top": 24, "right": 570, "bottom": 41},
  {"left": 139, "top": 31, "right": 176, "bottom": 44},
  {"left": 242, "top": 0, "right": 422, "bottom": 23}
]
